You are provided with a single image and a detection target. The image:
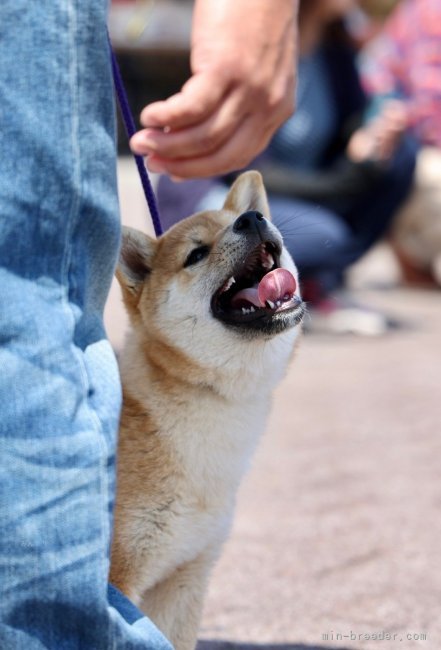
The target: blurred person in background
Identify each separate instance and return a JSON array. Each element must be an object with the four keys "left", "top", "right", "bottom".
[
  {"left": 360, "top": 0, "right": 441, "bottom": 287},
  {"left": 158, "top": 0, "right": 417, "bottom": 335}
]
